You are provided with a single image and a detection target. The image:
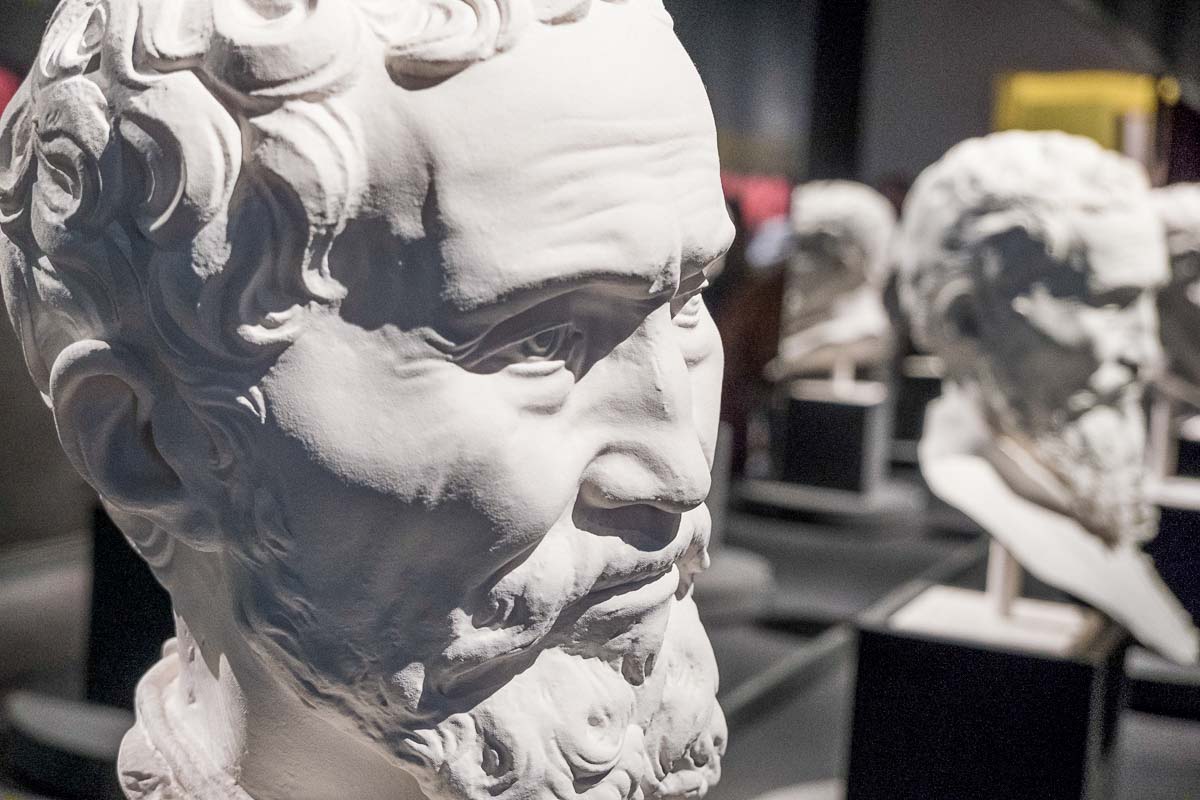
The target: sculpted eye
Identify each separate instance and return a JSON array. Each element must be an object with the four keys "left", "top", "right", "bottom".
[
  {"left": 521, "top": 325, "right": 573, "bottom": 361},
  {"left": 460, "top": 323, "right": 585, "bottom": 376}
]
